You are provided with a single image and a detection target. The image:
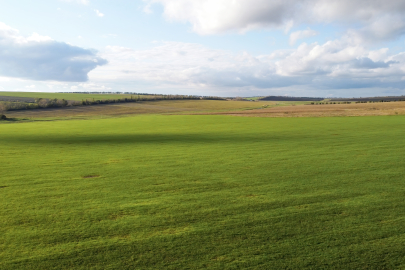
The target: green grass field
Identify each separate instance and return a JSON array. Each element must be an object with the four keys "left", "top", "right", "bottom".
[{"left": 2, "top": 115, "right": 405, "bottom": 269}]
